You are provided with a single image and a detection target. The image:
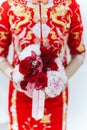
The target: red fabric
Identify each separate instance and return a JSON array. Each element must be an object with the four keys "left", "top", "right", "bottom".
[{"left": 9, "top": 81, "right": 68, "bottom": 130}]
